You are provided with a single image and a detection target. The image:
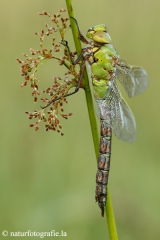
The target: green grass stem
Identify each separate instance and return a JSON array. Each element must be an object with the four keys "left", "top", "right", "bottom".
[{"left": 65, "top": 1, "right": 118, "bottom": 239}]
